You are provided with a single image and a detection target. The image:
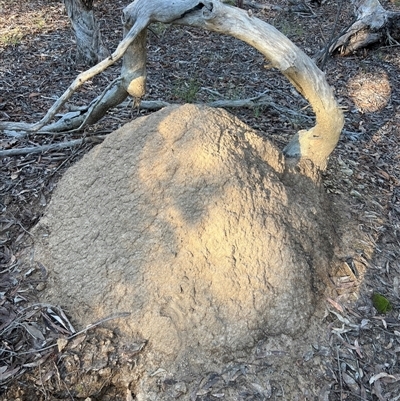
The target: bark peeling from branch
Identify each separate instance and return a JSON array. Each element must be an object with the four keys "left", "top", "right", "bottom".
[
  {"left": 134, "top": 0, "right": 344, "bottom": 169},
  {"left": 1, "top": 0, "right": 344, "bottom": 170}
]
